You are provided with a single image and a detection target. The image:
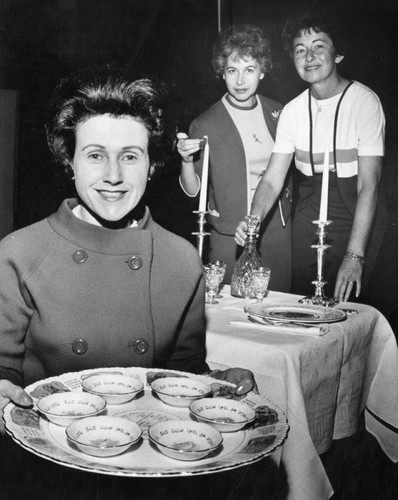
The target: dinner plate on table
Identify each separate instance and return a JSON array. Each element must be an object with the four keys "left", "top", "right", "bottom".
[
  {"left": 244, "top": 304, "right": 347, "bottom": 325},
  {"left": 3, "top": 367, "right": 289, "bottom": 477}
]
